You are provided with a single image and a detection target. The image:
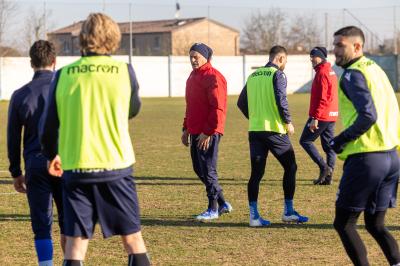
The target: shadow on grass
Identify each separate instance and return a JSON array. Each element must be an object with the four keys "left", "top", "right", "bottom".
[
  {"left": 136, "top": 181, "right": 319, "bottom": 187},
  {"left": 1, "top": 214, "right": 399, "bottom": 231},
  {"left": 135, "top": 176, "right": 235, "bottom": 181},
  {"left": 141, "top": 218, "right": 400, "bottom": 231},
  {"left": 0, "top": 179, "right": 13, "bottom": 184},
  {"left": 0, "top": 214, "right": 31, "bottom": 221}
]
